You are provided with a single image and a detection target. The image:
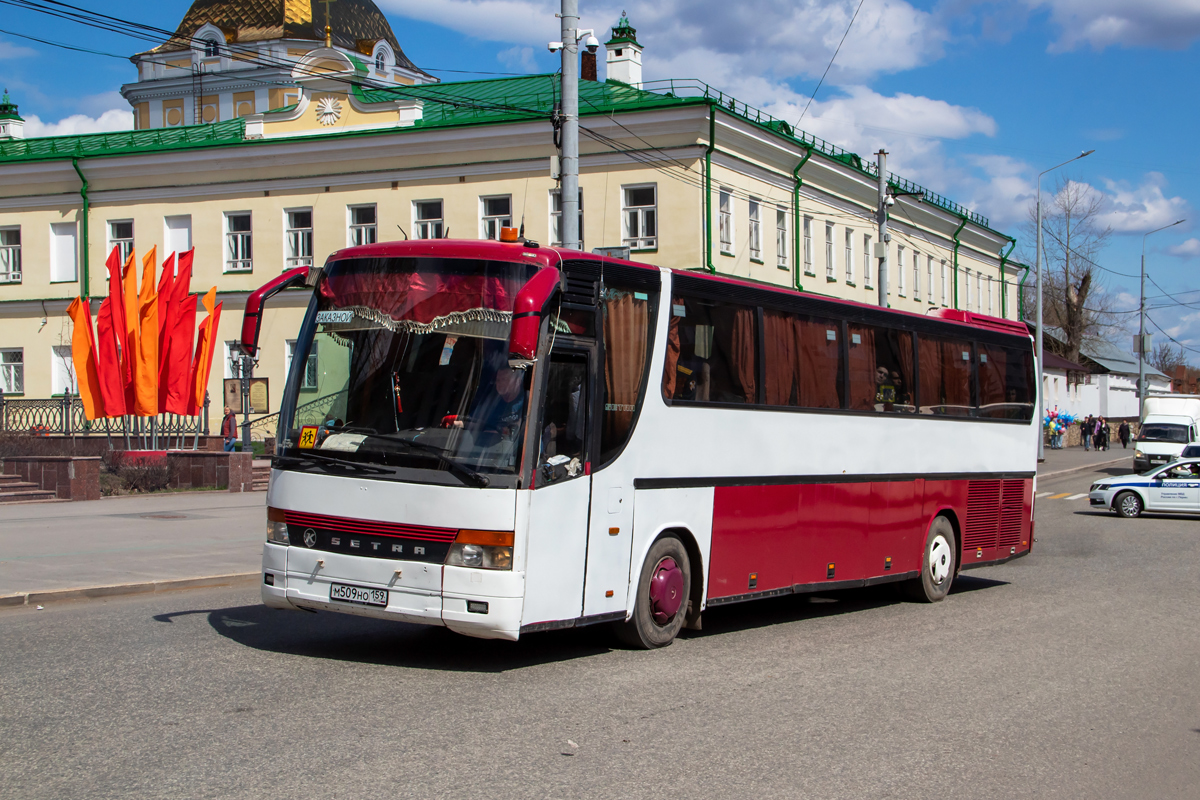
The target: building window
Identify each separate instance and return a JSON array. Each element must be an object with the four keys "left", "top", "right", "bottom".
[
  {"left": 50, "top": 222, "right": 77, "bottom": 283},
  {"left": 414, "top": 200, "right": 444, "bottom": 240},
  {"left": 164, "top": 215, "right": 191, "bottom": 257},
  {"left": 0, "top": 348, "right": 23, "bottom": 394},
  {"left": 224, "top": 212, "right": 252, "bottom": 272},
  {"left": 803, "top": 216, "right": 814, "bottom": 275},
  {"left": 204, "top": 37, "right": 220, "bottom": 58},
  {"left": 775, "top": 208, "right": 788, "bottom": 270},
  {"left": 480, "top": 195, "right": 512, "bottom": 240},
  {"left": 977, "top": 272, "right": 983, "bottom": 313},
  {"left": 108, "top": 220, "right": 134, "bottom": 264},
  {"left": 987, "top": 274, "right": 994, "bottom": 315},
  {"left": 375, "top": 53, "right": 386, "bottom": 72},
  {"left": 897, "top": 246, "right": 905, "bottom": 296},
  {"left": 844, "top": 227, "right": 854, "bottom": 283},
  {"left": 286, "top": 339, "right": 318, "bottom": 390},
  {"left": 824, "top": 222, "right": 834, "bottom": 279},
  {"left": 285, "top": 209, "right": 313, "bottom": 269},
  {"left": 911, "top": 249, "right": 920, "bottom": 299},
  {"left": 0, "top": 227, "right": 20, "bottom": 283},
  {"left": 863, "top": 234, "right": 872, "bottom": 288},
  {"left": 349, "top": 204, "right": 377, "bottom": 246},
  {"left": 964, "top": 267, "right": 972, "bottom": 309},
  {"left": 927, "top": 255, "right": 934, "bottom": 303},
  {"left": 718, "top": 189, "right": 733, "bottom": 255},
  {"left": 622, "top": 184, "right": 657, "bottom": 250},
  {"left": 748, "top": 198, "right": 762, "bottom": 261},
  {"left": 52, "top": 345, "right": 77, "bottom": 395},
  {"left": 550, "top": 190, "right": 583, "bottom": 248}
]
